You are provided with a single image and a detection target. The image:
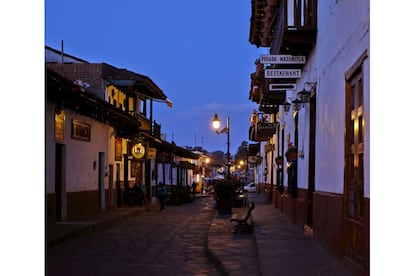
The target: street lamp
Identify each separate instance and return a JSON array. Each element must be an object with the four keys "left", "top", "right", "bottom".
[{"left": 212, "top": 113, "right": 231, "bottom": 178}]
